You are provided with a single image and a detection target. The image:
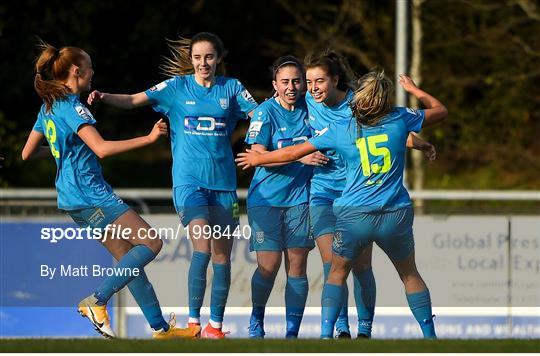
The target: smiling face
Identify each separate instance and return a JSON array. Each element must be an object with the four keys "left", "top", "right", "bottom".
[
  {"left": 272, "top": 65, "right": 304, "bottom": 110},
  {"left": 306, "top": 66, "right": 338, "bottom": 104},
  {"left": 191, "top": 40, "right": 220, "bottom": 82}
]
